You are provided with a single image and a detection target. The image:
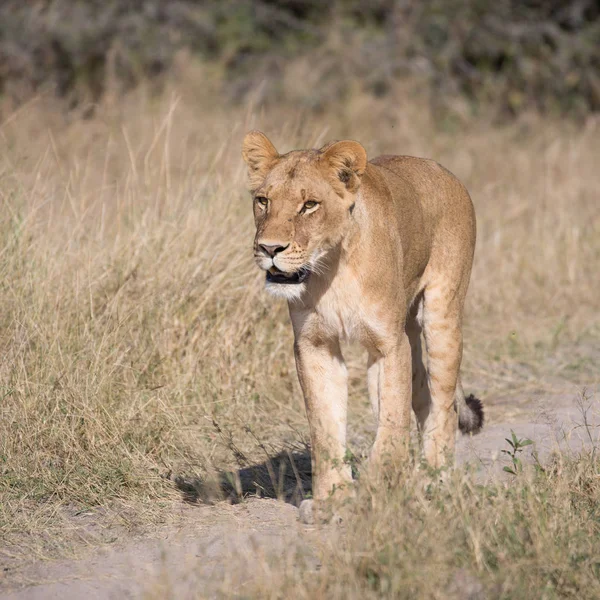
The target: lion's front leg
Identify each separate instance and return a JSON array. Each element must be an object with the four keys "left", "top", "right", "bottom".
[
  {"left": 369, "top": 333, "right": 413, "bottom": 472},
  {"left": 293, "top": 335, "right": 352, "bottom": 514}
]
